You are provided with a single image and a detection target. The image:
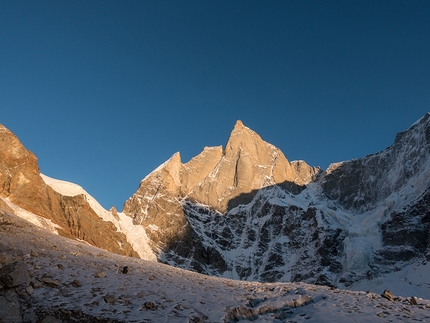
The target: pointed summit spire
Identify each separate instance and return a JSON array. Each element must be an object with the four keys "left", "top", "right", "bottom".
[
  {"left": 227, "top": 119, "right": 262, "bottom": 152},
  {"left": 234, "top": 120, "right": 245, "bottom": 130}
]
